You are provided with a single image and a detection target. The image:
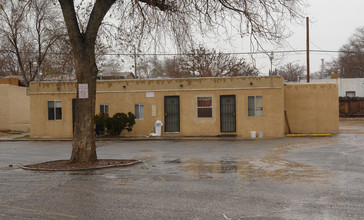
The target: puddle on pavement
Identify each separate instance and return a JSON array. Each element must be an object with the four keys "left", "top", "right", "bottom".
[
  {"left": 118, "top": 177, "right": 136, "bottom": 185},
  {"left": 68, "top": 172, "right": 90, "bottom": 176},
  {"left": 181, "top": 157, "right": 238, "bottom": 179},
  {"left": 164, "top": 159, "right": 181, "bottom": 164},
  {"left": 140, "top": 149, "right": 153, "bottom": 153},
  {"left": 181, "top": 144, "right": 332, "bottom": 184},
  {"left": 67, "top": 171, "right": 101, "bottom": 176}
]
